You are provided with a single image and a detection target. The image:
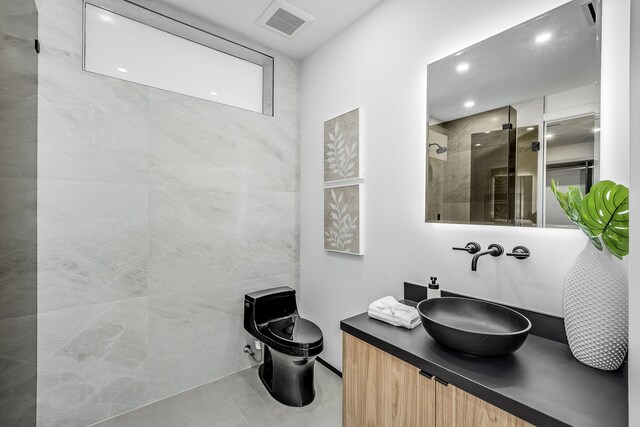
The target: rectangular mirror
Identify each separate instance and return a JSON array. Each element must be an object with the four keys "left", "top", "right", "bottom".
[{"left": 426, "top": 0, "right": 601, "bottom": 227}]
